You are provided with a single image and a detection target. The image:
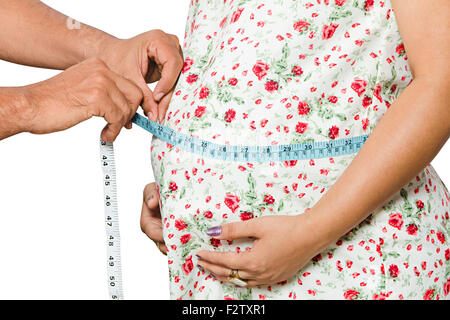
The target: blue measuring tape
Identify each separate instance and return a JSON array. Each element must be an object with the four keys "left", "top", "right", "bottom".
[{"left": 131, "top": 113, "right": 368, "bottom": 162}]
